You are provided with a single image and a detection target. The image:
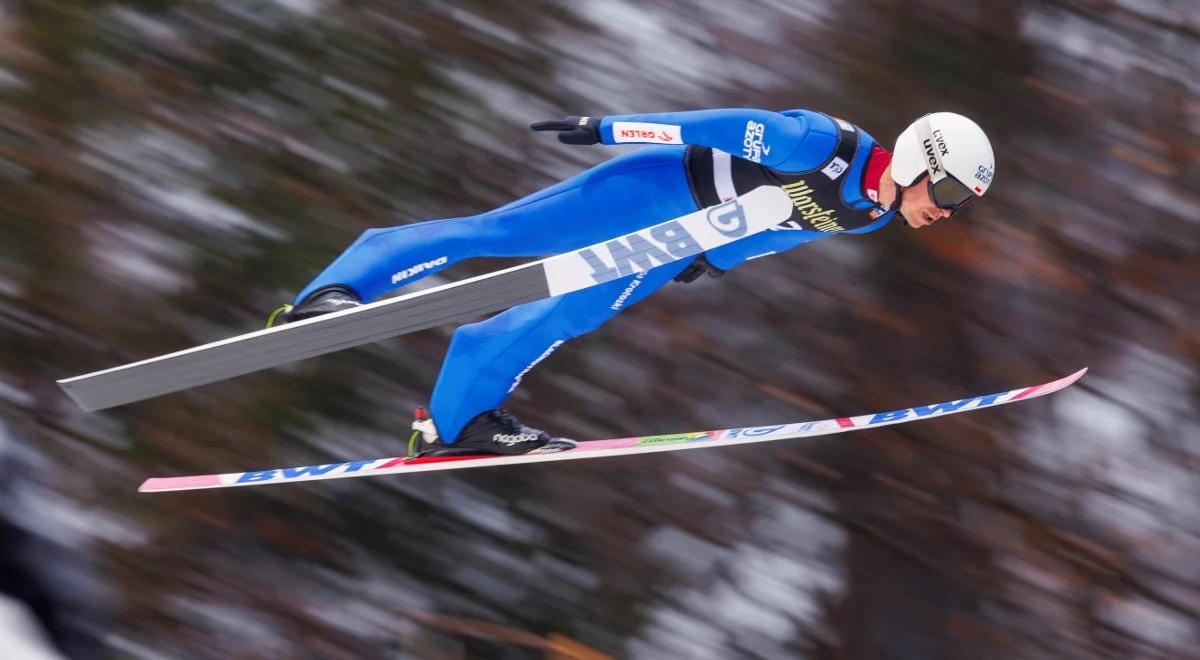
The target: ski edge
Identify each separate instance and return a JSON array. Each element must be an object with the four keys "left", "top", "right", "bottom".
[{"left": 139, "top": 368, "right": 1086, "bottom": 493}]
